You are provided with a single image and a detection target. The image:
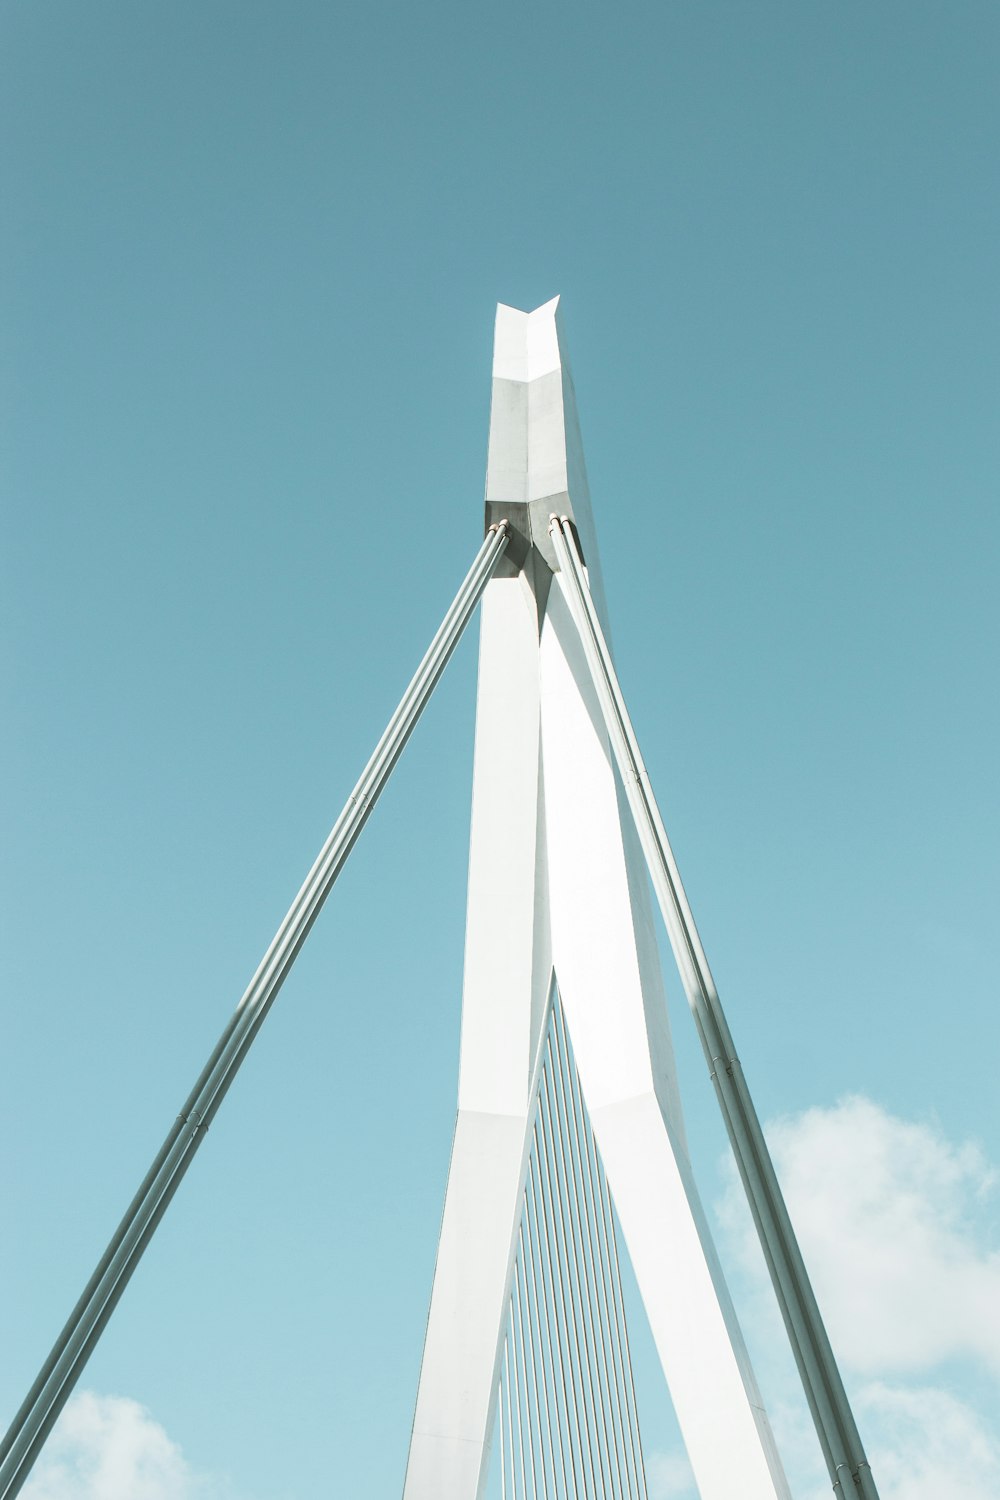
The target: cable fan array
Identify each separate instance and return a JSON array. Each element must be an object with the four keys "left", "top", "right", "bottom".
[{"left": 497, "top": 993, "right": 648, "bottom": 1500}]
